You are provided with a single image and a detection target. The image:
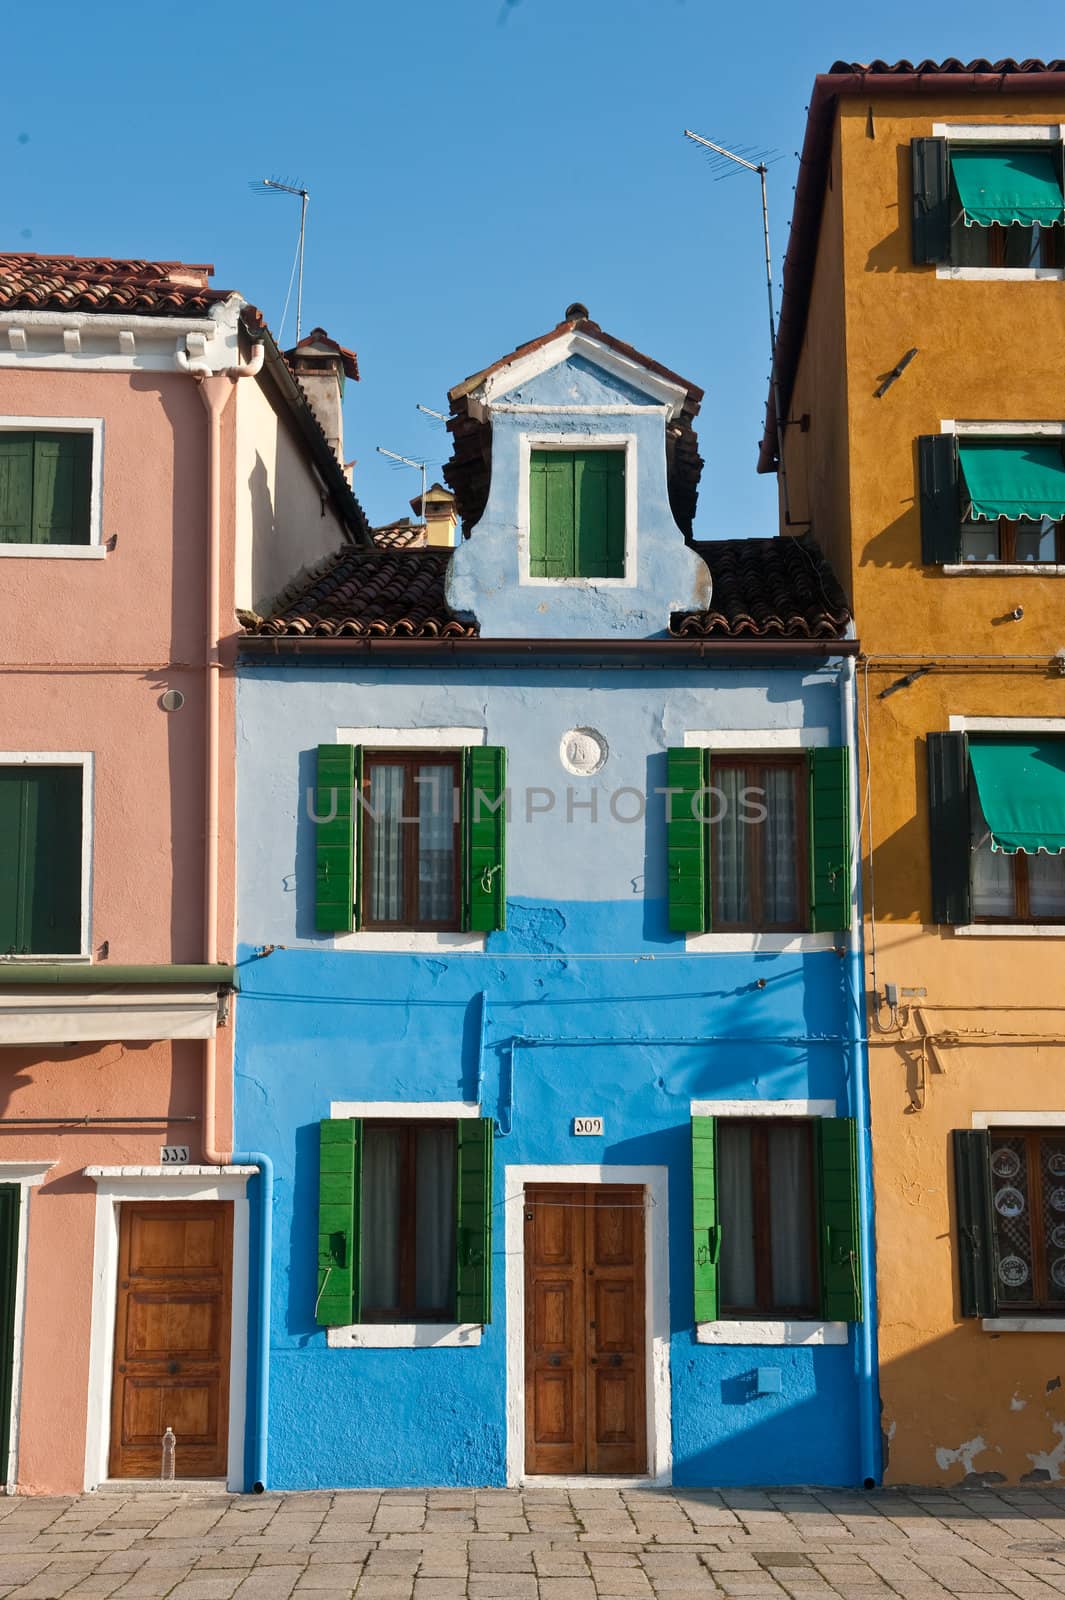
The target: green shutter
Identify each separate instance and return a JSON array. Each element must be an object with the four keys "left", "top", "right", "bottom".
[
  {"left": 466, "top": 747, "right": 506, "bottom": 933},
  {"left": 911, "top": 137, "right": 951, "bottom": 264},
  {"left": 315, "top": 745, "right": 355, "bottom": 933},
  {"left": 317, "top": 1118, "right": 361, "bottom": 1326},
  {"left": 666, "top": 748, "right": 706, "bottom": 933},
  {"left": 952, "top": 1129, "right": 997, "bottom": 1318},
  {"left": 456, "top": 1117, "right": 493, "bottom": 1323},
  {"left": 691, "top": 1116, "right": 719, "bottom": 1323},
  {"left": 809, "top": 747, "right": 851, "bottom": 933},
  {"left": 530, "top": 452, "right": 575, "bottom": 577},
  {"left": 32, "top": 433, "right": 92, "bottom": 546},
  {"left": 817, "top": 1117, "right": 862, "bottom": 1322},
  {"left": 918, "top": 435, "right": 961, "bottom": 564},
  {"left": 927, "top": 732, "right": 972, "bottom": 926},
  {"left": 0, "top": 436, "right": 34, "bottom": 544},
  {"left": 0, "top": 766, "right": 81, "bottom": 956},
  {"left": 574, "top": 451, "right": 625, "bottom": 578},
  {"left": 0, "top": 1186, "right": 20, "bottom": 1476}
]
